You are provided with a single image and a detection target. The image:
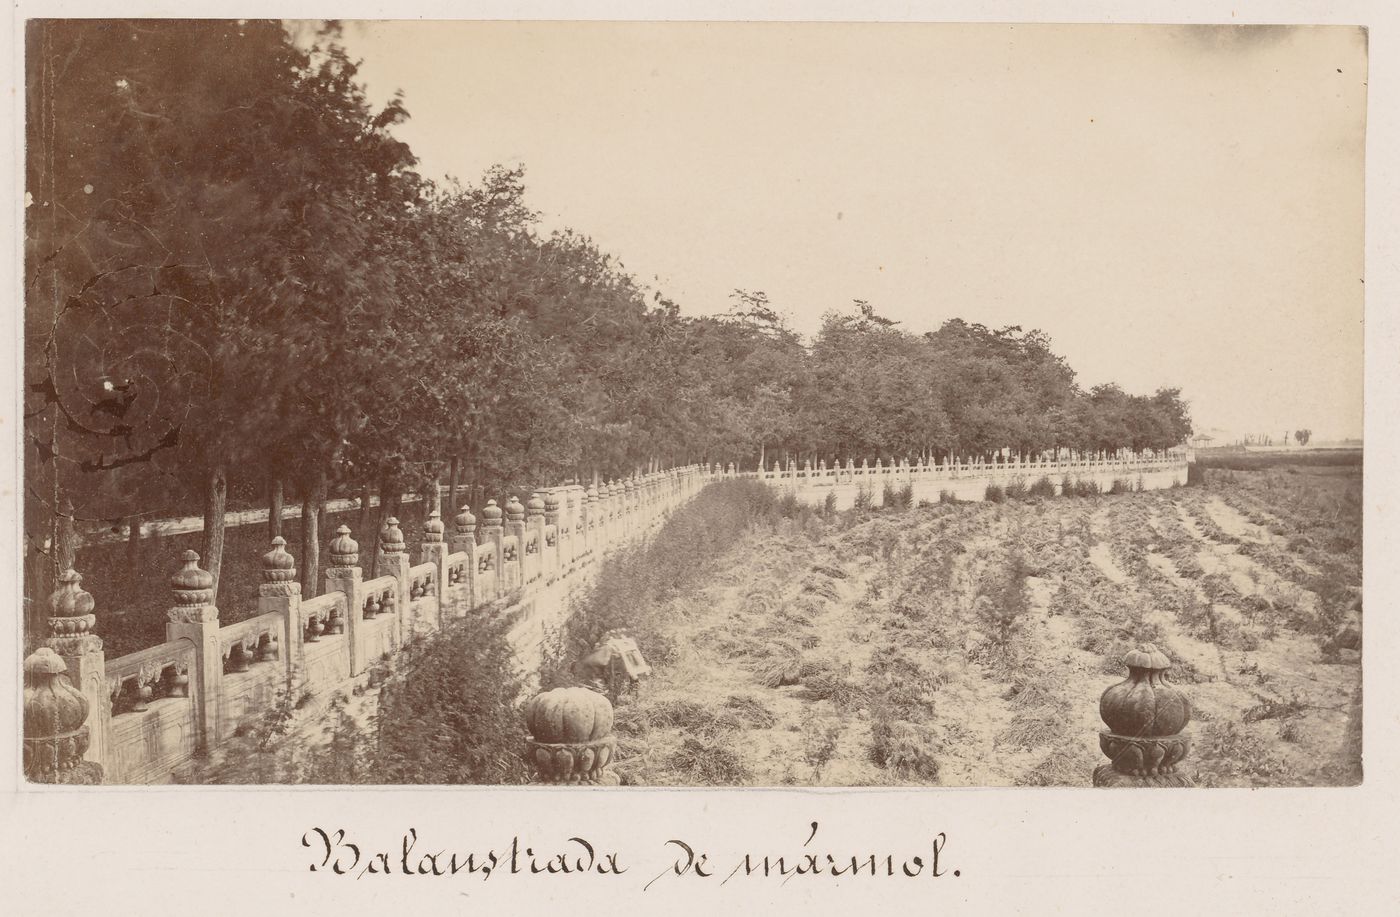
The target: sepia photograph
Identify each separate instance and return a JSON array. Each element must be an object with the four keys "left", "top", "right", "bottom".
[{"left": 20, "top": 18, "right": 1365, "bottom": 791}]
